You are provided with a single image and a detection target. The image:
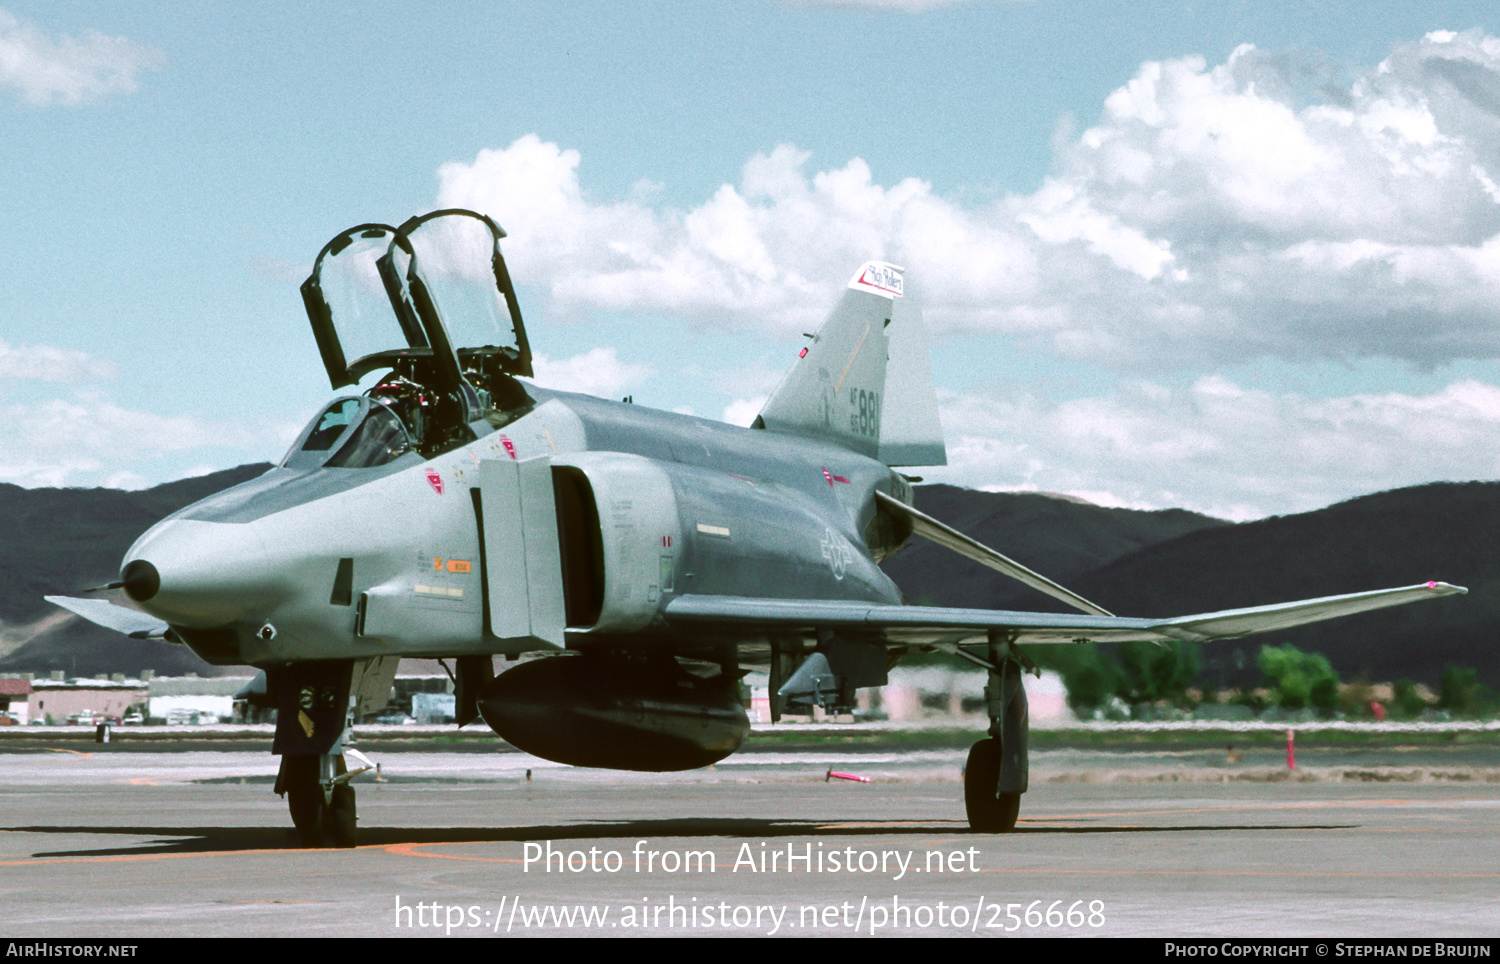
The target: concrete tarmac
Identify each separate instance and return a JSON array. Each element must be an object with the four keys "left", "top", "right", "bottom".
[{"left": 1, "top": 739, "right": 1497, "bottom": 938}]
